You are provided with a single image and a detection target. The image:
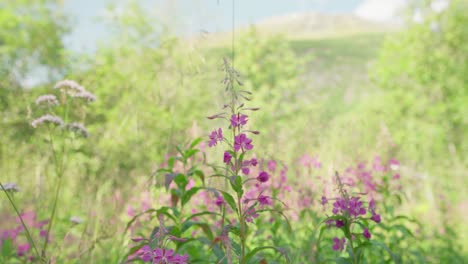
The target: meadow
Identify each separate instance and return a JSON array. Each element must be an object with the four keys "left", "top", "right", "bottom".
[{"left": 1, "top": 0, "right": 467, "bottom": 263}]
